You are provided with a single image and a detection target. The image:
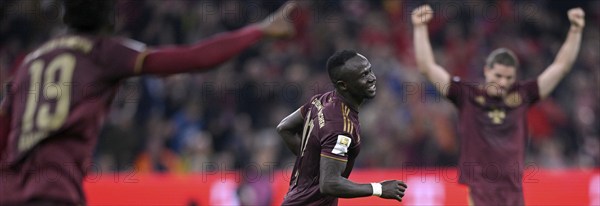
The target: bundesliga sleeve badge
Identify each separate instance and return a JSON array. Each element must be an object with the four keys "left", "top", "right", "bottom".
[{"left": 332, "top": 135, "right": 352, "bottom": 156}]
